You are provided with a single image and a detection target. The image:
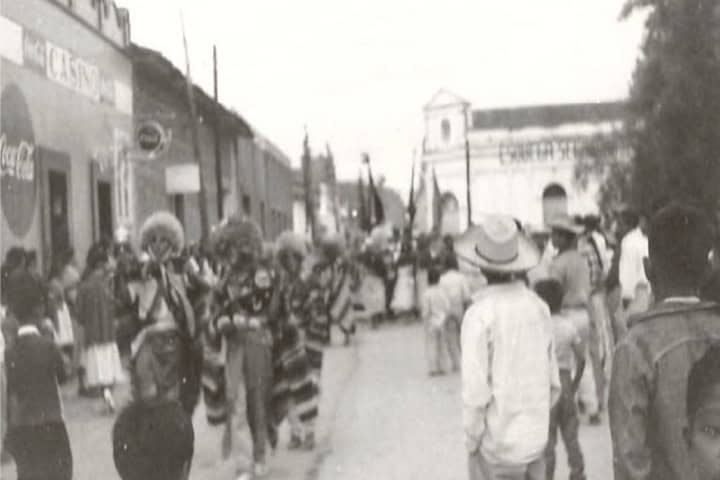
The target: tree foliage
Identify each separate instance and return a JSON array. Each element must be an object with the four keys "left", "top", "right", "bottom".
[
  {"left": 623, "top": 0, "right": 720, "bottom": 216},
  {"left": 574, "top": 131, "right": 633, "bottom": 217}
]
